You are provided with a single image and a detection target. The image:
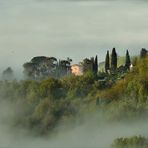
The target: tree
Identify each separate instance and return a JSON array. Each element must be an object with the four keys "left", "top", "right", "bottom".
[
  {"left": 2, "top": 67, "right": 14, "bottom": 81},
  {"left": 94, "top": 55, "right": 98, "bottom": 74},
  {"left": 39, "top": 77, "right": 62, "bottom": 99},
  {"left": 140, "top": 48, "right": 148, "bottom": 58},
  {"left": 105, "top": 50, "right": 110, "bottom": 73},
  {"left": 91, "top": 57, "right": 95, "bottom": 73},
  {"left": 58, "top": 58, "right": 72, "bottom": 77},
  {"left": 23, "top": 56, "right": 58, "bottom": 79},
  {"left": 23, "top": 62, "right": 38, "bottom": 79},
  {"left": 125, "top": 50, "right": 131, "bottom": 69},
  {"left": 82, "top": 56, "right": 98, "bottom": 74},
  {"left": 111, "top": 48, "right": 117, "bottom": 71},
  {"left": 82, "top": 58, "right": 93, "bottom": 73}
]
